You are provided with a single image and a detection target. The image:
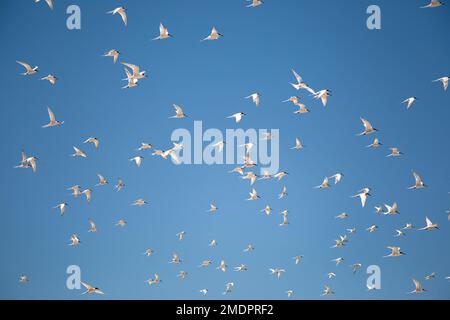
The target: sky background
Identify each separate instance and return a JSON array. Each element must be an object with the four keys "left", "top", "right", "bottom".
[{"left": 0, "top": 0, "right": 449, "bottom": 300}]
